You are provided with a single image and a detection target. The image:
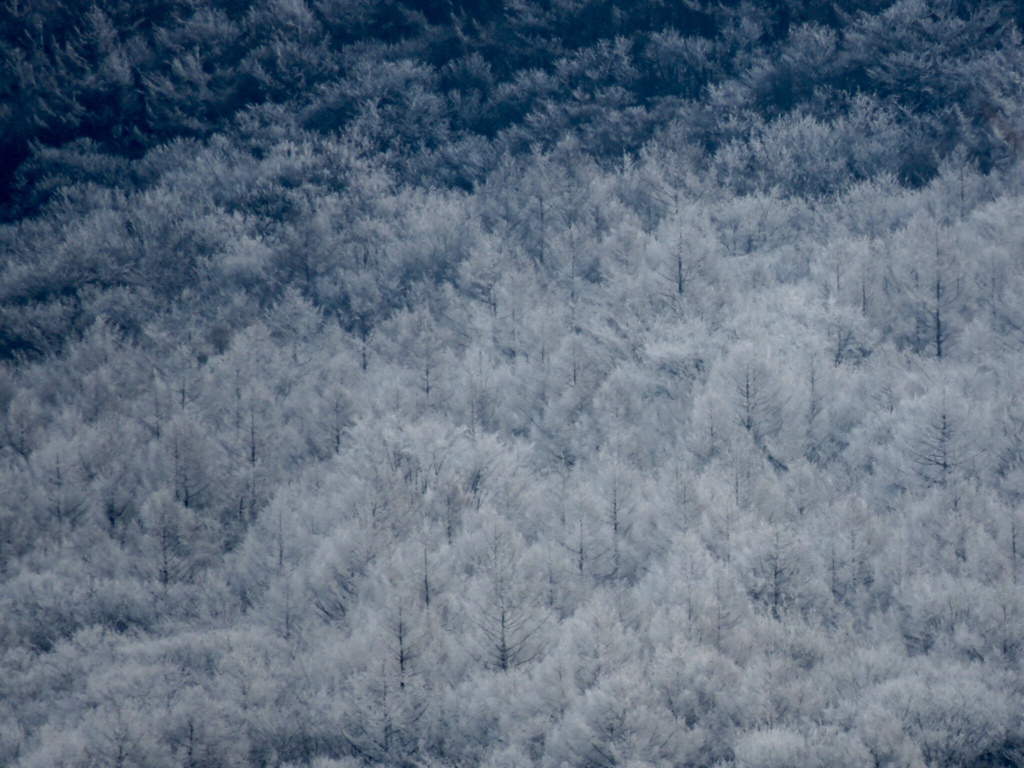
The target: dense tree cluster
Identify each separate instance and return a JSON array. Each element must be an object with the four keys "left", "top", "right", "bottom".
[
  {"left": 4, "top": 1, "right": 1024, "bottom": 767},
  {"left": 3, "top": 0, "right": 1023, "bottom": 218}
]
